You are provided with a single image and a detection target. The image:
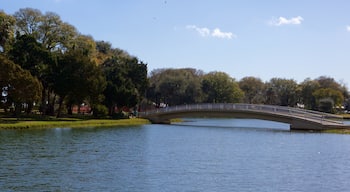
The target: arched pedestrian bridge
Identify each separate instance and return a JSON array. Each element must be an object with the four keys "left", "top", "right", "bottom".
[{"left": 139, "top": 103, "right": 350, "bottom": 131}]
